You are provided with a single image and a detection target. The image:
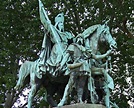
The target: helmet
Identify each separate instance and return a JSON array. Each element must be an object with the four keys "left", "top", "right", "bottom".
[{"left": 55, "top": 13, "right": 64, "bottom": 24}]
